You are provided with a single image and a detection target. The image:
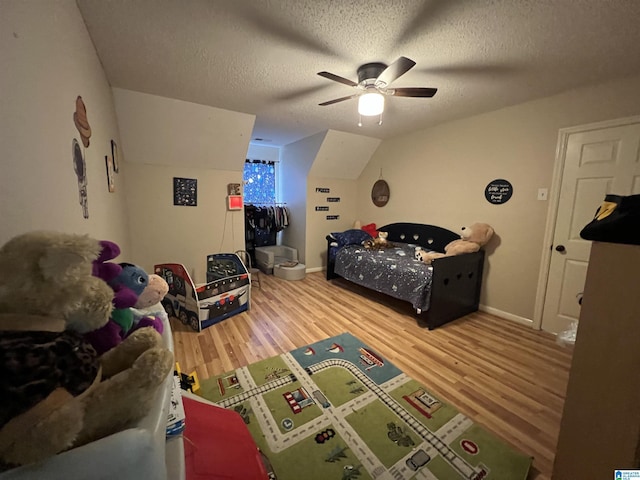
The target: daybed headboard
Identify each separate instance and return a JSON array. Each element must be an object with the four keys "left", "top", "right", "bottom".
[{"left": 380, "top": 223, "right": 459, "bottom": 253}]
